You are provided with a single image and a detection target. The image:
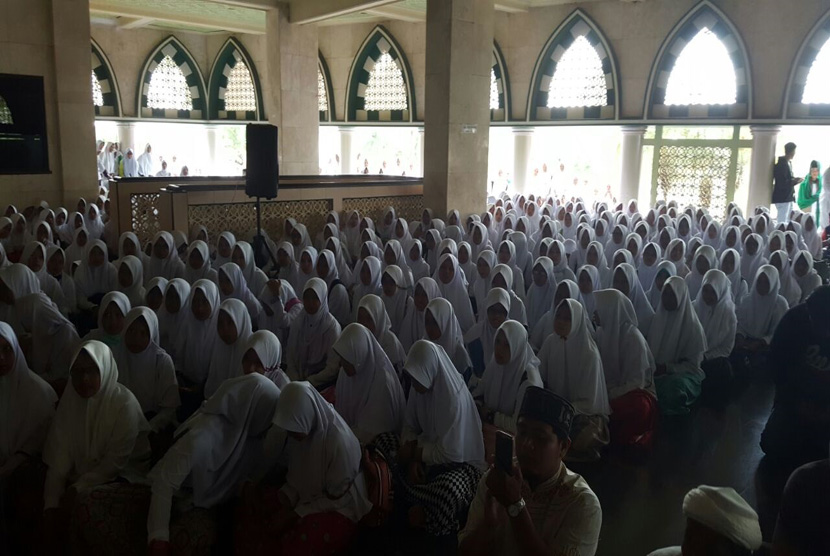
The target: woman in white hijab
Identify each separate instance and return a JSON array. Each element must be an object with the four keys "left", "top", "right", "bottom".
[
  {"left": 801, "top": 213, "right": 822, "bottom": 258},
  {"left": 425, "top": 297, "right": 474, "bottom": 381},
  {"left": 576, "top": 264, "right": 602, "bottom": 318},
  {"left": 769, "top": 250, "right": 802, "bottom": 308},
  {"left": 274, "top": 241, "right": 300, "bottom": 293},
  {"left": 218, "top": 263, "right": 261, "bottom": 321},
  {"left": 473, "top": 320, "right": 542, "bottom": 434},
  {"left": 146, "top": 232, "right": 185, "bottom": 282},
  {"left": 144, "top": 277, "right": 167, "bottom": 313},
  {"left": 83, "top": 291, "right": 130, "bottom": 350},
  {"left": 156, "top": 278, "right": 191, "bottom": 361},
  {"left": 399, "top": 277, "right": 440, "bottom": 352},
  {"left": 116, "top": 231, "right": 149, "bottom": 274},
  {"left": 612, "top": 263, "right": 655, "bottom": 335},
  {"left": 526, "top": 257, "right": 556, "bottom": 331},
  {"left": 406, "top": 240, "right": 430, "bottom": 285},
  {"left": 256, "top": 278, "right": 303, "bottom": 347},
  {"left": 378, "top": 340, "right": 484, "bottom": 537},
  {"left": 268, "top": 382, "right": 371, "bottom": 551},
  {"left": 16, "top": 292, "right": 79, "bottom": 392},
  {"left": 548, "top": 239, "right": 577, "bottom": 285},
  {"left": 85, "top": 205, "right": 105, "bottom": 241},
  {"left": 183, "top": 240, "right": 218, "bottom": 285},
  {"left": 648, "top": 276, "right": 707, "bottom": 416},
  {"left": 740, "top": 233, "right": 767, "bottom": 283},
  {"left": 637, "top": 242, "right": 662, "bottom": 292},
  {"left": 538, "top": 299, "right": 610, "bottom": 461},
  {"left": 464, "top": 287, "right": 510, "bottom": 383},
  {"left": 212, "top": 232, "right": 235, "bottom": 271},
  {"left": 792, "top": 250, "right": 822, "bottom": 303},
  {"left": 116, "top": 255, "right": 145, "bottom": 307},
  {"left": 290, "top": 223, "right": 313, "bottom": 263},
  {"left": 74, "top": 240, "right": 117, "bottom": 312},
  {"left": 736, "top": 265, "right": 789, "bottom": 350},
  {"left": 231, "top": 240, "right": 268, "bottom": 297},
  {"left": 380, "top": 265, "right": 413, "bottom": 337},
  {"left": 0, "top": 320, "right": 57, "bottom": 479},
  {"left": 495, "top": 241, "right": 526, "bottom": 302},
  {"left": 692, "top": 270, "right": 737, "bottom": 405},
  {"left": 592, "top": 289, "right": 657, "bottom": 448},
  {"left": 325, "top": 236, "right": 353, "bottom": 287},
  {"left": 434, "top": 253, "right": 476, "bottom": 333},
  {"left": 171, "top": 279, "right": 220, "bottom": 397},
  {"left": 21, "top": 240, "right": 64, "bottom": 310},
  {"left": 316, "top": 249, "right": 351, "bottom": 328},
  {"left": 530, "top": 279, "right": 581, "bottom": 352},
  {"left": 647, "top": 260, "right": 677, "bottom": 310},
  {"left": 351, "top": 255, "right": 382, "bottom": 317},
  {"left": 42, "top": 341, "right": 149, "bottom": 511},
  {"left": 719, "top": 248, "right": 747, "bottom": 303},
  {"left": 286, "top": 278, "right": 342, "bottom": 388},
  {"left": 665, "top": 238, "right": 689, "bottom": 278},
  {"left": 489, "top": 263, "right": 528, "bottom": 325},
  {"left": 116, "top": 307, "right": 180, "bottom": 432},
  {"left": 333, "top": 323, "right": 406, "bottom": 444},
  {"left": 45, "top": 245, "right": 76, "bottom": 315},
  {"left": 471, "top": 249, "right": 497, "bottom": 317},
  {"left": 685, "top": 245, "right": 718, "bottom": 301},
  {"left": 356, "top": 294, "right": 406, "bottom": 372},
  {"left": 147, "top": 373, "right": 280, "bottom": 550},
  {"left": 204, "top": 298, "right": 253, "bottom": 399},
  {"left": 136, "top": 144, "right": 154, "bottom": 176},
  {"left": 242, "top": 329, "right": 290, "bottom": 389}
]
